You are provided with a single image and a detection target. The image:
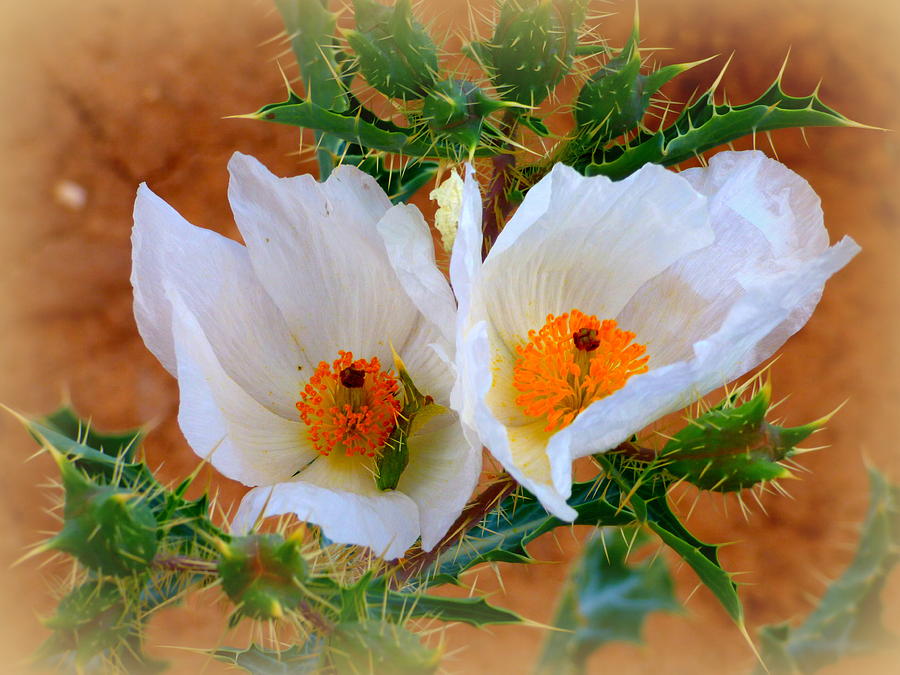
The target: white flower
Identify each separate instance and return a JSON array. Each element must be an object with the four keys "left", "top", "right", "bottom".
[
  {"left": 131, "top": 152, "right": 481, "bottom": 559},
  {"left": 451, "top": 151, "right": 859, "bottom": 520}
]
